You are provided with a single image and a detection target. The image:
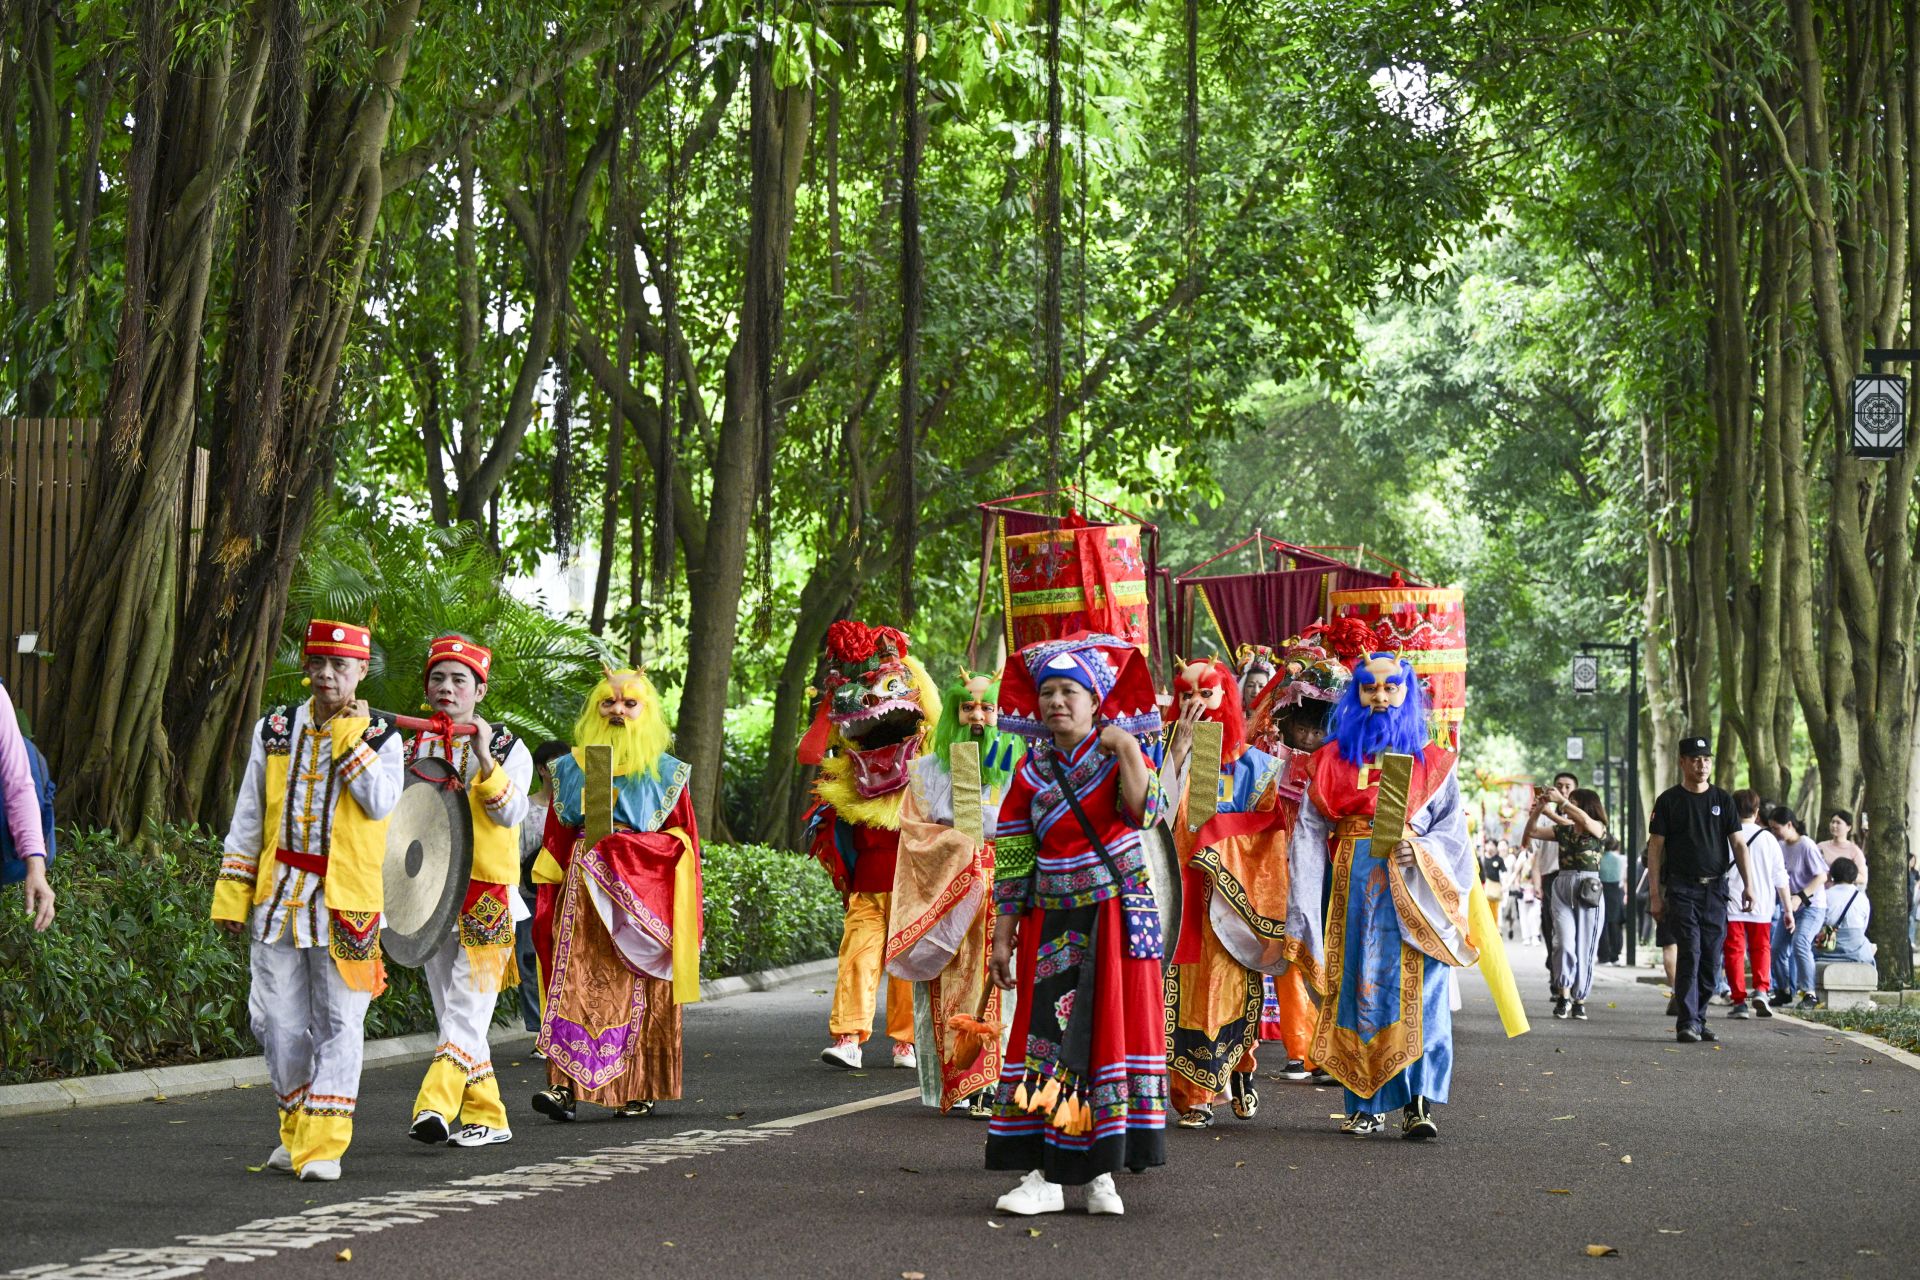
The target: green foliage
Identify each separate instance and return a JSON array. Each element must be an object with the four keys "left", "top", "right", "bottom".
[
  {"left": 0, "top": 824, "right": 441, "bottom": 1085},
  {"left": 272, "top": 501, "right": 613, "bottom": 744},
  {"left": 698, "top": 843, "right": 844, "bottom": 980},
  {"left": 0, "top": 827, "right": 844, "bottom": 1083},
  {"left": 1804, "top": 1005, "right": 1920, "bottom": 1055}
]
